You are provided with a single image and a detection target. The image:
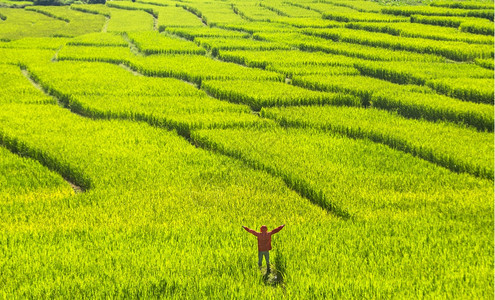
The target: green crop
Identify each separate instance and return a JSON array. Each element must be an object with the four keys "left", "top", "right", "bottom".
[
  {"left": 475, "top": 58, "right": 494, "bottom": 69},
  {"left": 218, "top": 49, "right": 359, "bottom": 69},
  {"left": 23, "top": 60, "right": 266, "bottom": 134},
  {"left": 292, "top": 75, "right": 493, "bottom": 131},
  {"left": 258, "top": 1, "right": 321, "bottom": 18},
  {"left": 130, "top": 55, "right": 285, "bottom": 84},
  {"left": 0, "top": 64, "right": 54, "bottom": 104},
  {"left": 0, "top": 7, "right": 104, "bottom": 39},
  {"left": 267, "top": 64, "right": 360, "bottom": 77},
  {"left": 354, "top": 60, "right": 494, "bottom": 104},
  {"left": 346, "top": 22, "right": 494, "bottom": 44},
  {"left": 430, "top": 1, "right": 494, "bottom": 9},
  {"left": 177, "top": 1, "right": 246, "bottom": 26},
  {"left": 201, "top": 79, "right": 360, "bottom": 110},
  {"left": 105, "top": 1, "right": 159, "bottom": 17},
  {"left": 299, "top": 39, "right": 446, "bottom": 62},
  {"left": 0, "top": 146, "right": 73, "bottom": 203},
  {"left": 427, "top": 77, "right": 494, "bottom": 104},
  {"left": 1, "top": 1, "right": 493, "bottom": 298},
  {"left": 0, "top": 48, "right": 54, "bottom": 65},
  {"left": 126, "top": 31, "right": 206, "bottom": 55},
  {"left": 382, "top": 5, "right": 493, "bottom": 20},
  {"left": 106, "top": 8, "right": 154, "bottom": 33},
  {"left": 192, "top": 126, "right": 492, "bottom": 219},
  {"left": 70, "top": 4, "right": 111, "bottom": 17},
  {"left": 0, "top": 37, "right": 68, "bottom": 49},
  {"left": 195, "top": 37, "right": 290, "bottom": 53},
  {"left": 303, "top": 27, "right": 493, "bottom": 61},
  {"left": 220, "top": 21, "right": 297, "bottom": 34},
  {"left": 323, "top": 11, "right": 408, "bottom": 22},
  {"left": 67, "top": 32, "right": 127, "bottom": 47},
  {"left": 156, "top": 6, "right": 204, "bottom": 29},
  {"left": 165, "top": 26, "right": 250, "bottom": 41},
  {"left": 232, "top": 2, "right": 281, "bottom": 21},
  {"left": 261, "top": 105, "right": 494, "bottom": 179},
  {"left": 410, "top": 15, "right": 494, "bottom": 35},
  {"left": 299, "top": 0, "right": 385, "bottom": 14}
]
